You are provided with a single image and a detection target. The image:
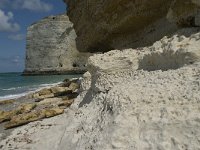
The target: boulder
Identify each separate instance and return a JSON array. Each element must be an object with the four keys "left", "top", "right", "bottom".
[
  {"left": 38, "top": 94, "right": 55, "bottom": 101},
  {"left": 38, "top": 98, "right": 63, "bottom": 106},
  {"left": 32, "top": 93, "right": 40, "bottom": 99},
  {"left": 43, "top": 108, "right": 64, "bottom": 118},
  {"left": 50, "top": 87, "right": 66, "bottom": 93},
  {"left": 50, "top": 87, "right": 72, "bottom": 97},
  {"left": 17, "top": 103, "right": 37, "bottom": 113},
  {"left": 60, "top": 78, "right": 79, "bottom": 87},
  {"left": 0, "top": 110, "right": 21, "bottom": 123},
  {"left": 31, "top": 89, "right": 55, "bottom": 100},
  {"left": 4, "top": 111, "right": 45, "bottom": 129},
  {"left": 0, "top": 103, "right": 37, "bottom": 123},
  {"left": 58, "top": 99, "right": 74, "bottom": 108},
  {"left": 69, "top": 82, "right": 80, "bottom": 92},
  {"left": 38, "top": 88, "right": 52, "bottom": 96}
]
